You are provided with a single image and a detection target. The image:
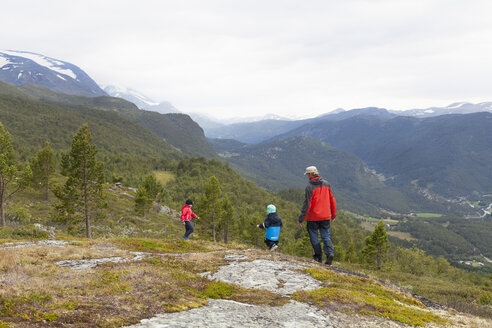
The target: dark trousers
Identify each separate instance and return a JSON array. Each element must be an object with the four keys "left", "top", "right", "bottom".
[
  {"left": 264, "top": 238, "right": 278, "bottom": 249},
  {"left": 183, "top": 221, "right": 194, "bottom": 239},
  {"left": 307, "top": 220, "right": 334, "bottom": 261}
]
